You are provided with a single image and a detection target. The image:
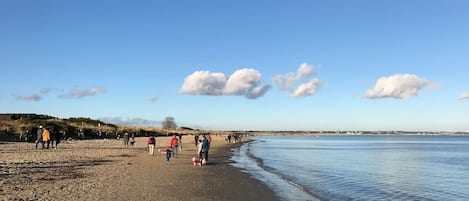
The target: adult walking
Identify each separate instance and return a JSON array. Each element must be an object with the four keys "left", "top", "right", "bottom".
[
  {"left": 169, "top": 135, "right": 179, "bottom": 158},
  {"left": 178, "top": 134, "right": 183, "bottom": 150},
  {"left": 194, "top": 134, "right": 199, "bottom": 147},
  {"left": 35, "top": 126, "right": 43, "bottom": 149},
  {"left": 49, "top": 128, "right": 54, "bottom": 148},
  {"left": 42, "top": 127, "right": 51, "bottom": 149},
  {"left": 123, "top": 132, "right": 130, "bottom": 147},
  {"left": 53, "top": 130, "right": 61, "bottom": 149},
  {"left": 147, "top": 135, "right": 156, "bottom": 155},
  {"left": 200, "top": 135, "right": 210, "bottom": 162}
]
